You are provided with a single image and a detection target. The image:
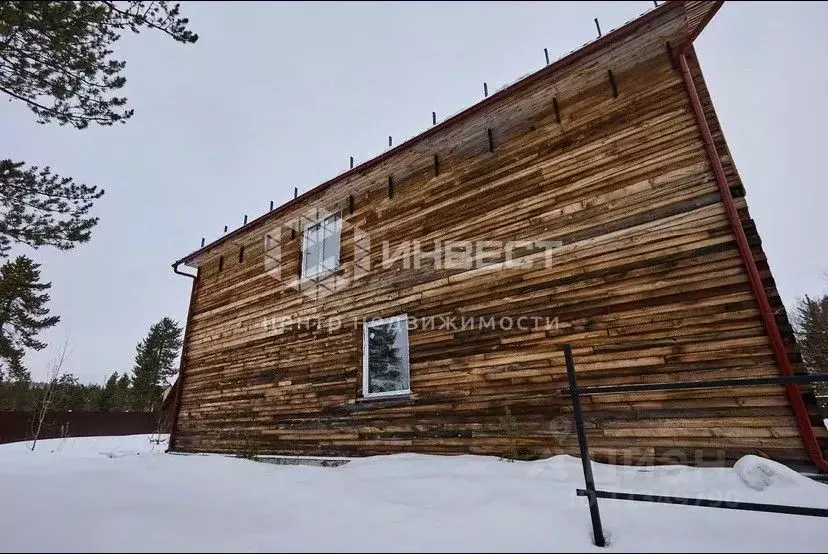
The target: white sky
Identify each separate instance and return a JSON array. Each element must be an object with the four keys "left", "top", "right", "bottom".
[{"left": 2, "top": 1, "right": 827, "bottom": 383}]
